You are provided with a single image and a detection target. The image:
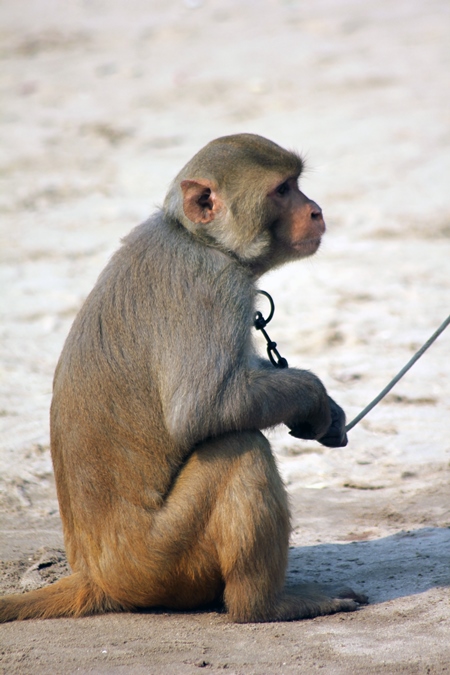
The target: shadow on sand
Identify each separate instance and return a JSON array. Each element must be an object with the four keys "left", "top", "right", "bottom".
[{"left": 287, "top": 526, "right": 450, "bottom": 604}]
